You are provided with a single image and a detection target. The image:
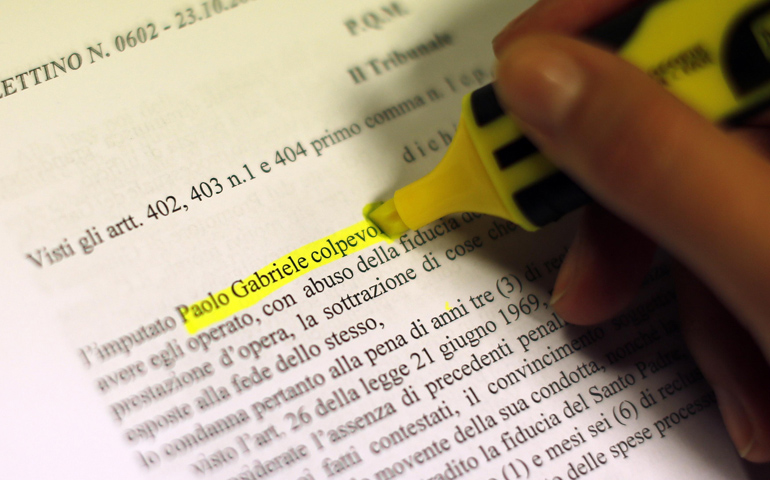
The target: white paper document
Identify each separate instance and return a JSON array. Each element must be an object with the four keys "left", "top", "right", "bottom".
[{"left": 2, "top": 1, "right": 767, "bottom": 478}]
